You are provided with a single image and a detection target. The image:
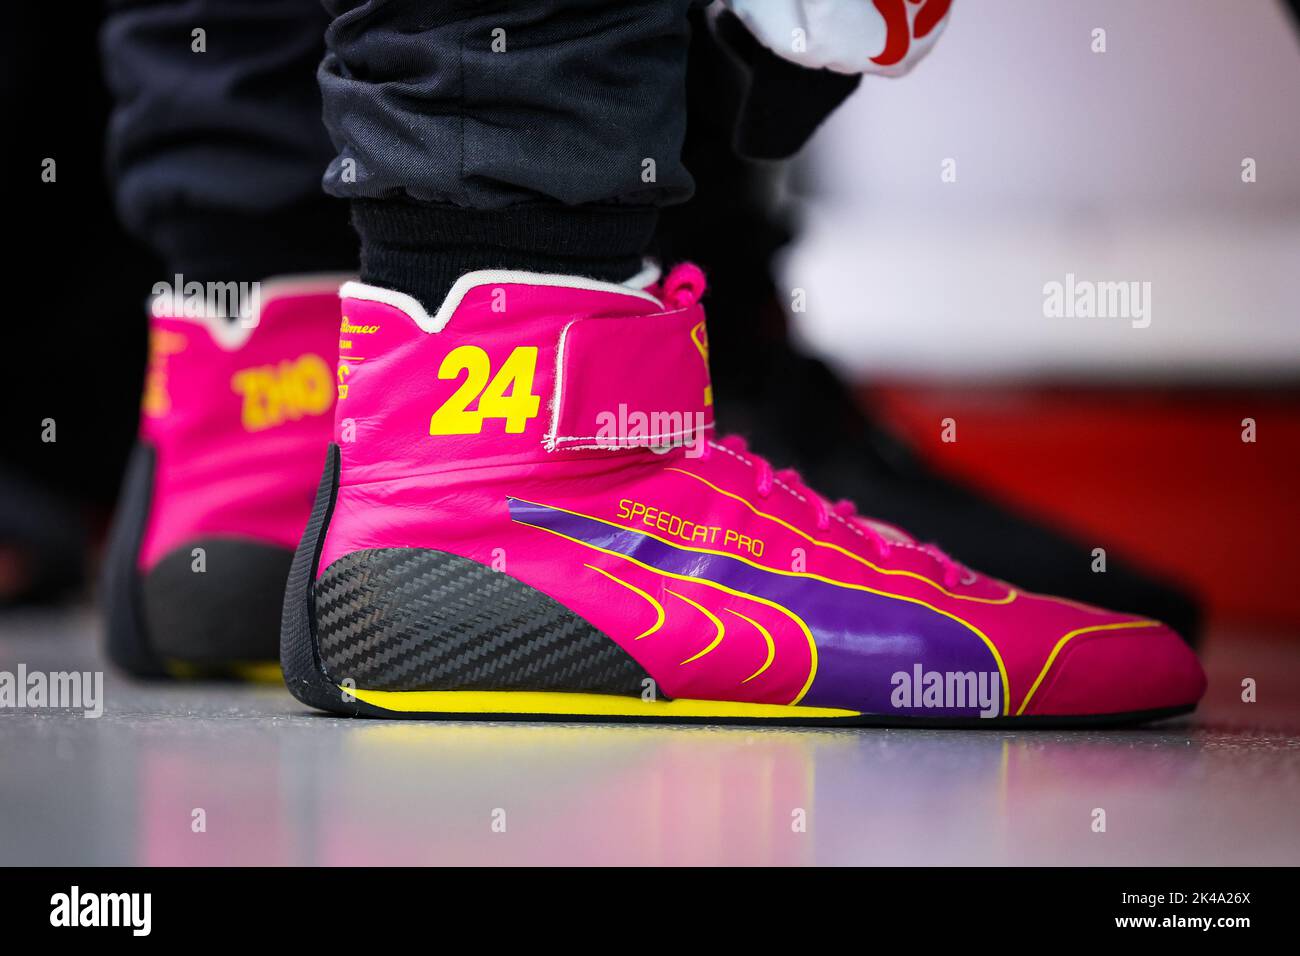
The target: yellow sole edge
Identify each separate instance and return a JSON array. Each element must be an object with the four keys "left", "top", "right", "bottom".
[{"left": 345, "top": 687, "right": 860, "bottom": 720}]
